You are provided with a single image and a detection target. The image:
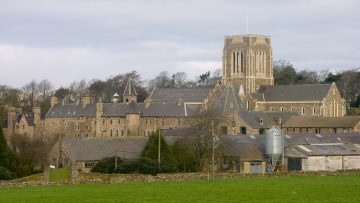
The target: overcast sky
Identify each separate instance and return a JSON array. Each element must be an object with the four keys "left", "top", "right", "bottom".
[{"left": 0, "top": 0, "right": 359, "bottom": 88}]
